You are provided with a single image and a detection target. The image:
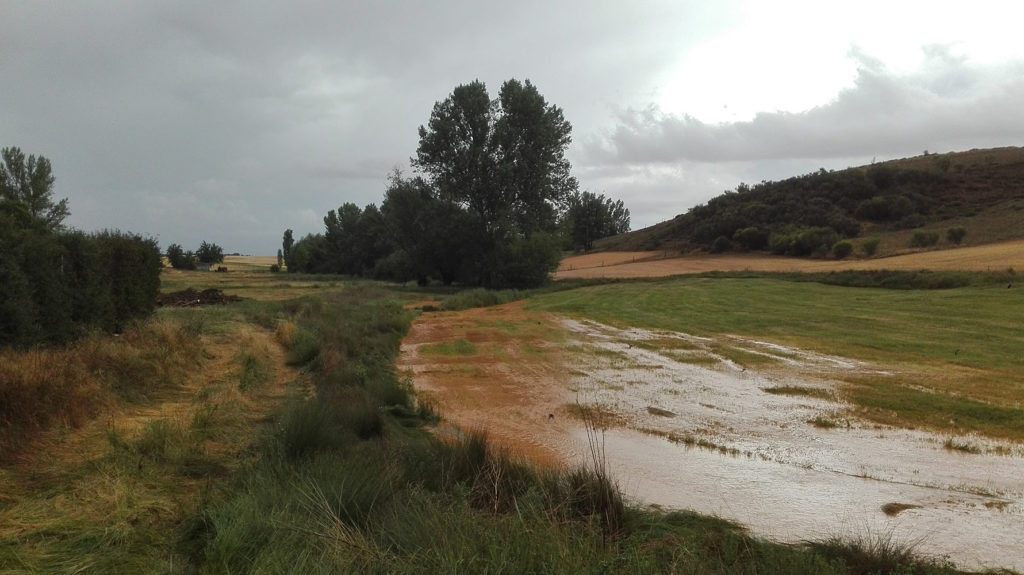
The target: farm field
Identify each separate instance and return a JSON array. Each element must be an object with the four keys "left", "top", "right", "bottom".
[{"left": 556, "top": 238, "right": 1024, "bottom": 279}]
